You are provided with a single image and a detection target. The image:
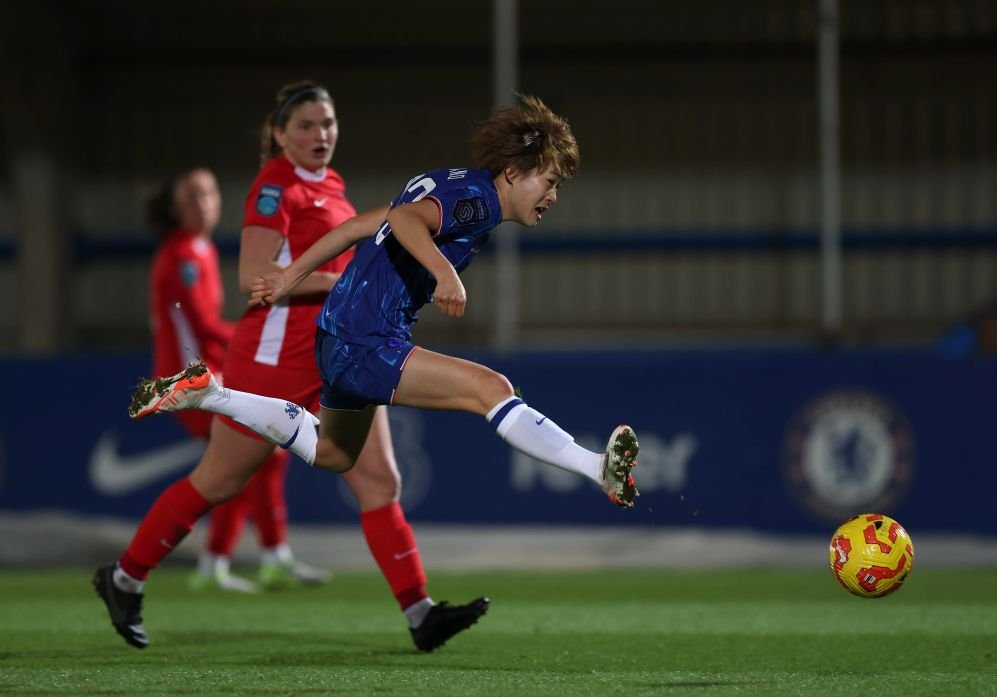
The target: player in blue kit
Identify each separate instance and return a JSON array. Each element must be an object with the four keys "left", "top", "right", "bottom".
[{"left": 130, "top": 95, "right": 639, "bottom": 512}]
